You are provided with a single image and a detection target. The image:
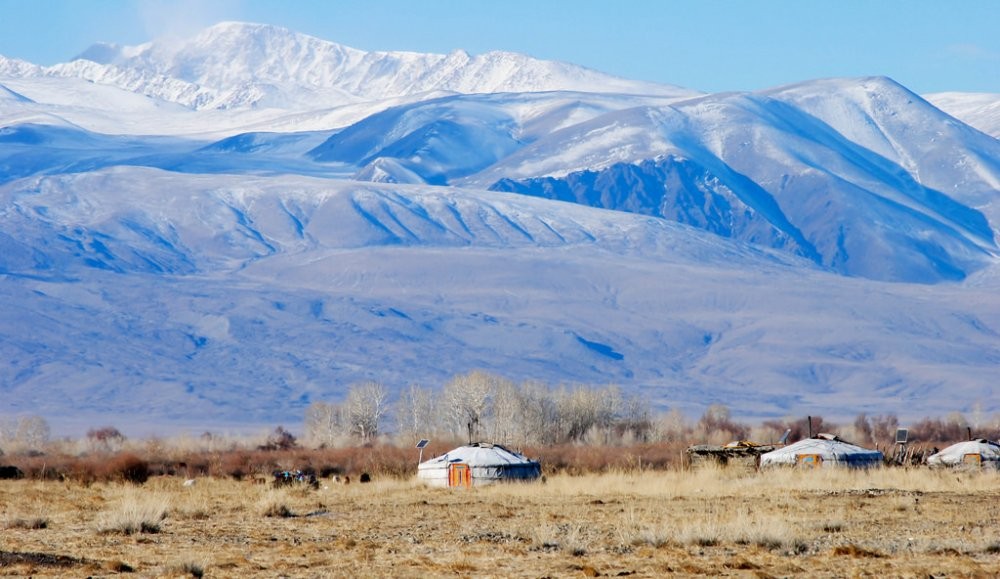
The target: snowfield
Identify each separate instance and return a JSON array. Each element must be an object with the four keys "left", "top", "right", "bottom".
[{"left": 0, "top": 23, "right": 998, "bottom": 435}]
